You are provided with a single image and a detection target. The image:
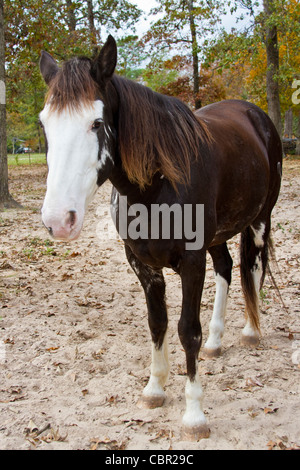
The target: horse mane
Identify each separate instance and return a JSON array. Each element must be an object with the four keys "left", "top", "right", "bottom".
[
  {"left": 45, "top": 57, "right": 99, "bottom": 112},
  {"left": 112, "top": 76, "right": 212, "bottom": 190},
  {"left": 45, "top": 56, "right": 212, "bottom": 190}
]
